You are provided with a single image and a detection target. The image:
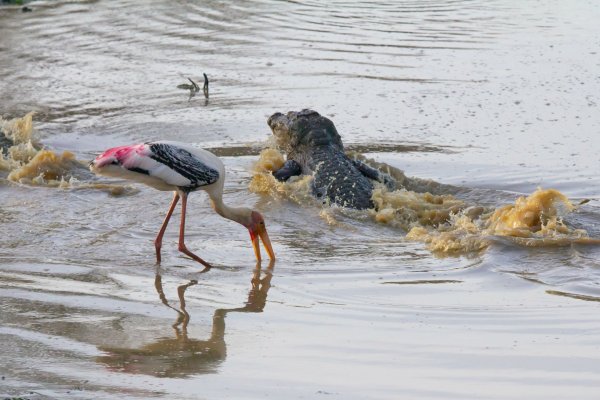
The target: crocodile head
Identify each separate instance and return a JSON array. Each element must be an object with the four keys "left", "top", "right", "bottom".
[{"left": 267, "top": 109, "right": 344, "bottom": 155}]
